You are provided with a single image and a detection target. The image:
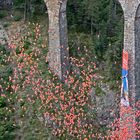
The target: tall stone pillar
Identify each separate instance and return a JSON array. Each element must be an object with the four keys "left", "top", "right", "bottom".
[
  {"left": 119, "top": 0, "right": 140, "bottom": 139},
  {"left": 44, "top": 0, "right": 69, "bottom": 82},
  {"left": 123, "top": 1, "right": 136, "bottom": 108},
  {"left": 122, "top": 5, "right": 136, "bottom": 140}
]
